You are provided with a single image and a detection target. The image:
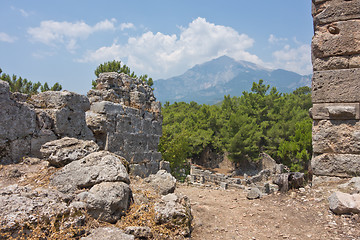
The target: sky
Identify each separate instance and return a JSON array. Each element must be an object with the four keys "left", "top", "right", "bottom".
[{"left": 0, "top": 0, "right": 313, "bottom": 94}]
